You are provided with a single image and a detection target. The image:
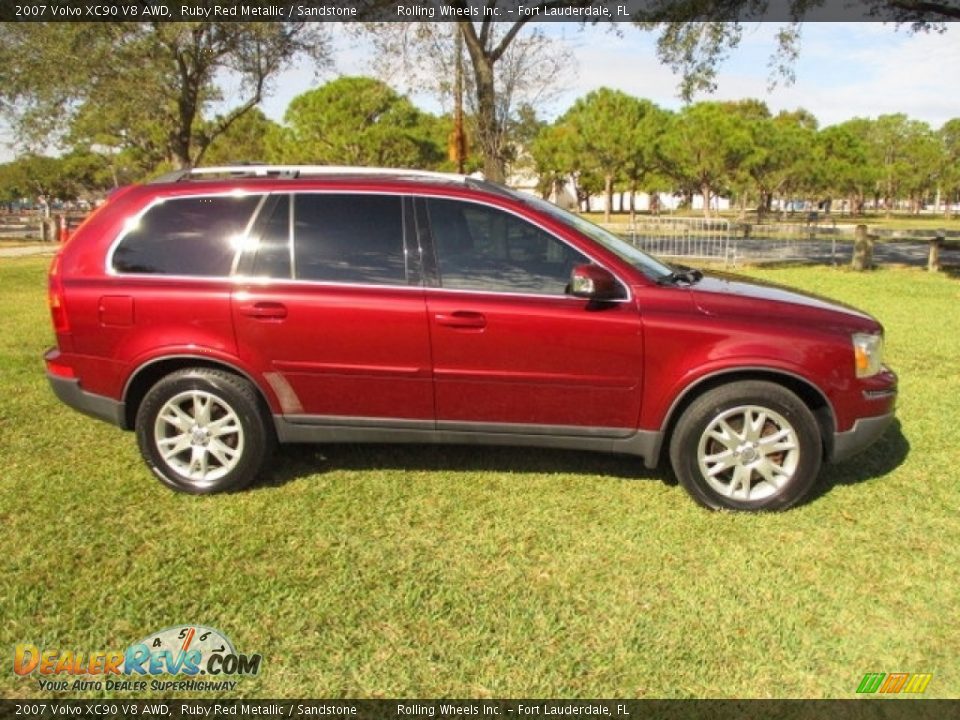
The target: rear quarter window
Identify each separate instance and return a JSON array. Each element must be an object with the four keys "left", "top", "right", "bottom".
[{"left": 112, "top": 195, "right": 262, "bottom": 276}]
